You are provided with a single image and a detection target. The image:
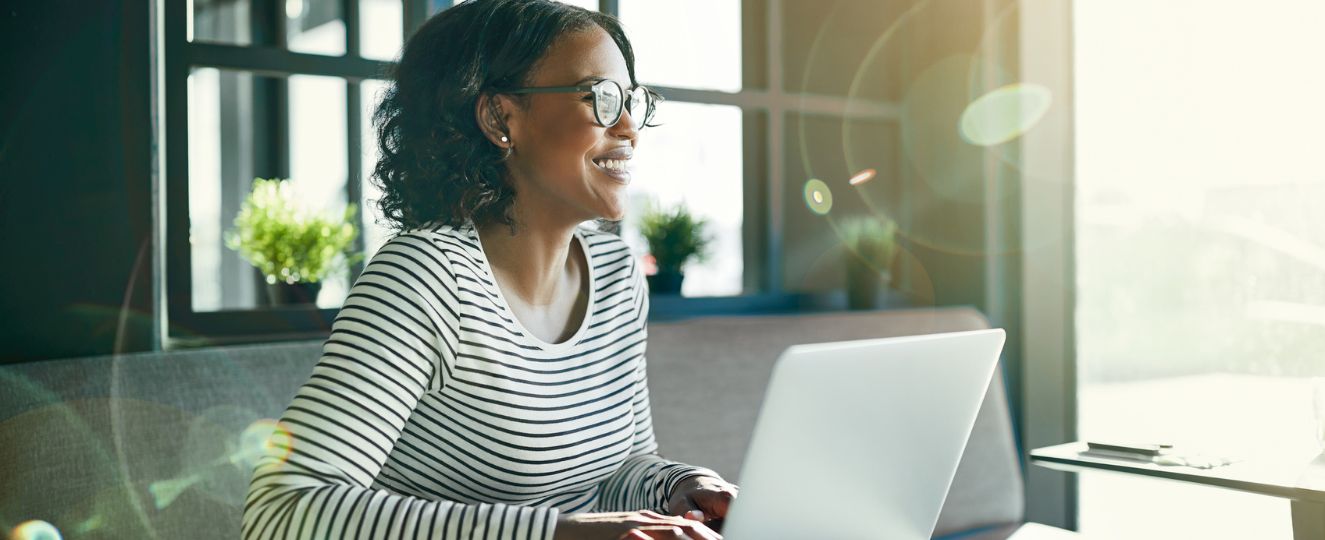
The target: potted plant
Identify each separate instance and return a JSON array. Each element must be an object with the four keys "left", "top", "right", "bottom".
[
  {"left": 839, "top": 215, "right": 899, "bottom": 310},
  {"left": 225, "top": 178, "right": 362, "bottom": 306},
  {"left": 636, "top": 201, "right": 710, "bottom": 295}
]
